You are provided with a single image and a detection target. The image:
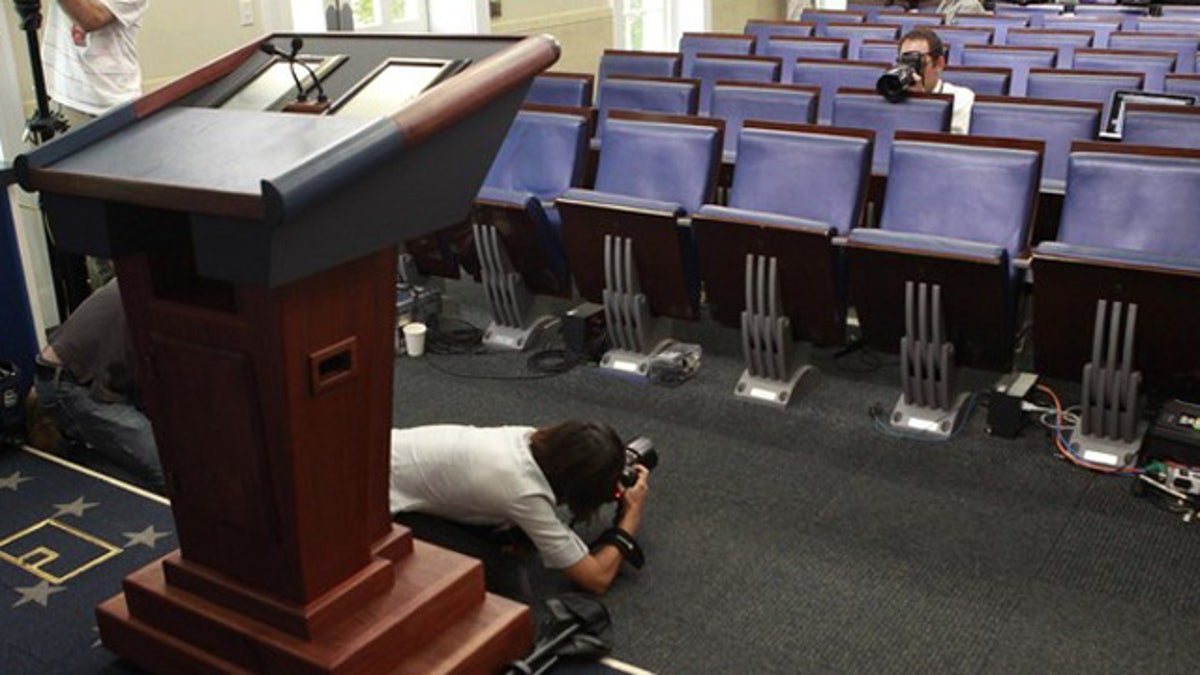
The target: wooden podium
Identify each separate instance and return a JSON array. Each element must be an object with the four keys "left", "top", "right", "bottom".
[{"left": 14, "top": 33, "right": 558, "bottom": 673}]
